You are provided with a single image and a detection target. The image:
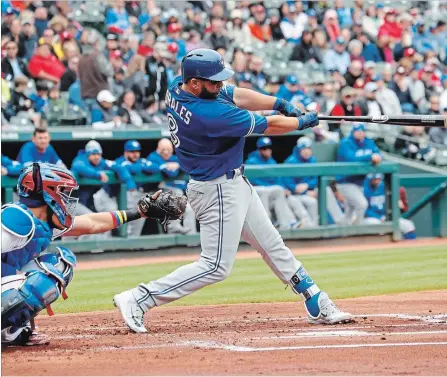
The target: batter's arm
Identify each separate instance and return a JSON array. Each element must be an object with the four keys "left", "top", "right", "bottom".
[
  {"left": 264, "top": 115, "right": 300, "bottom": 135},
  {"left": 233, "top": 87, "right": 276, "bottom": 111}
]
